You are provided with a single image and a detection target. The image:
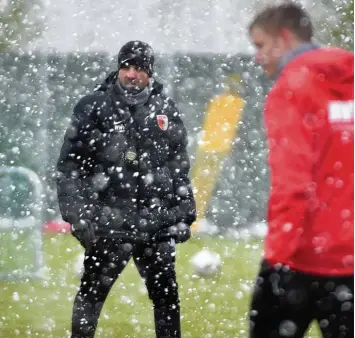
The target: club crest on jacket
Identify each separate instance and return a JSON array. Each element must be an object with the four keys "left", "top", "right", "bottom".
[{"left": 157, "top": 114, "right": 168, "bottom": 131}]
